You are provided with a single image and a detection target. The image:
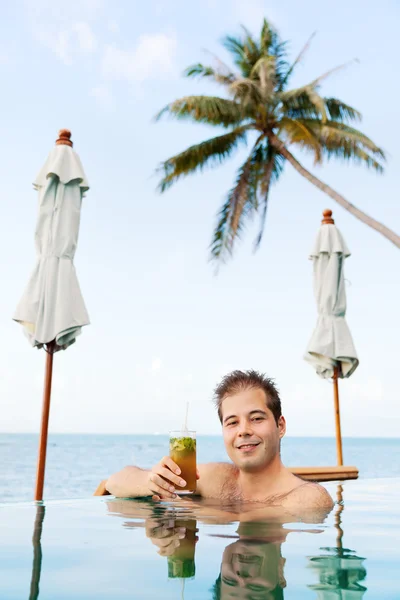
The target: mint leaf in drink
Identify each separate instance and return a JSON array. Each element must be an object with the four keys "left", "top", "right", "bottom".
[
  {"left": 170, "top": 437, "right": 196, "bottom": 453},
  {"left": 168, "top": 556, "right": 195, "bottom": 579}
]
